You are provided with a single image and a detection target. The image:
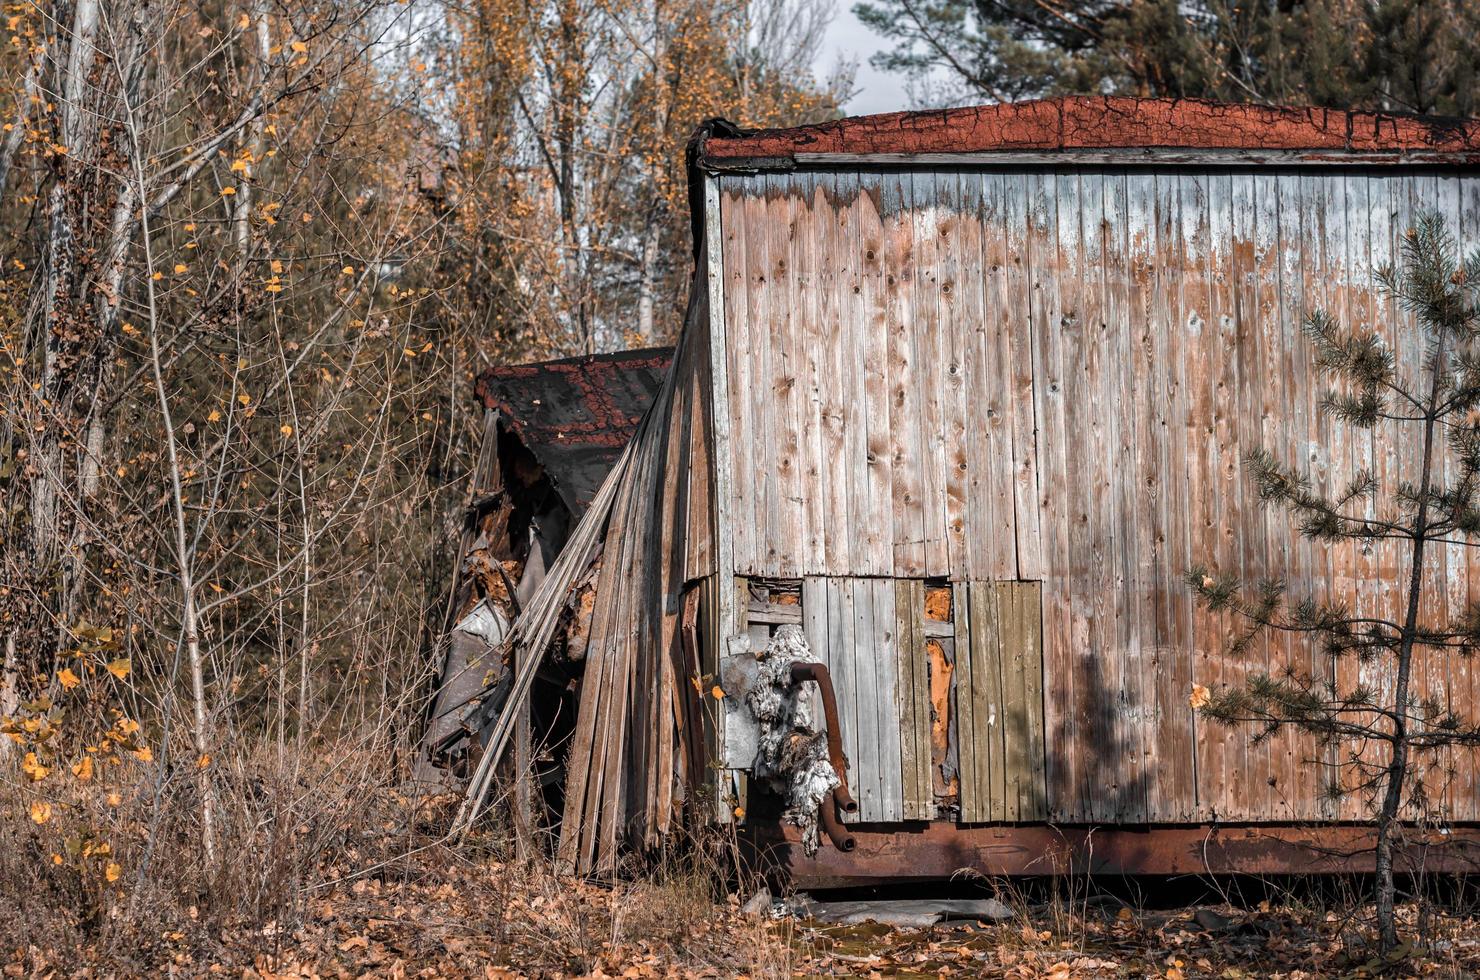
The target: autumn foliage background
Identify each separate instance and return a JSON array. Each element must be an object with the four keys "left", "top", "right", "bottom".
[{"left": 0, "top": 0, "right": 843, "bottom": 962}]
